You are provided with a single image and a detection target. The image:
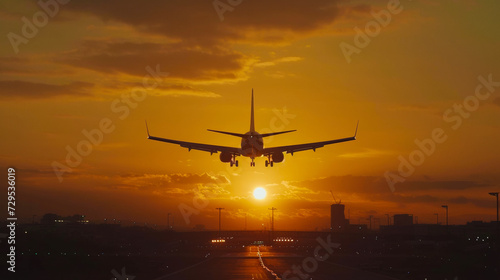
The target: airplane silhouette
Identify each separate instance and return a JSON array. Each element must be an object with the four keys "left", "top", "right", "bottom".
[{"left": 146, "top": 90, "right": 358, "bottom": 167}]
